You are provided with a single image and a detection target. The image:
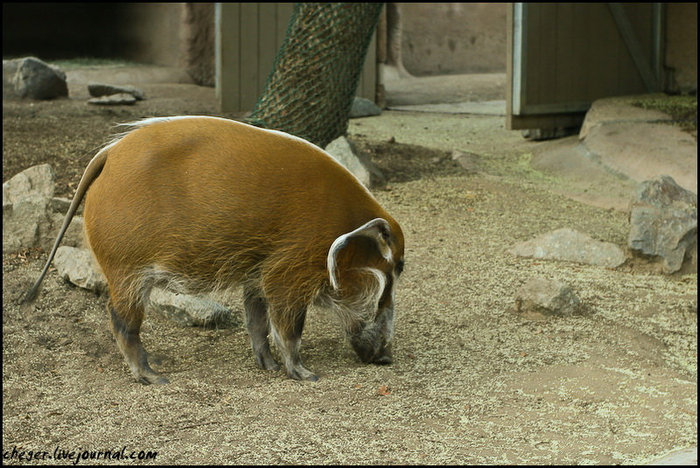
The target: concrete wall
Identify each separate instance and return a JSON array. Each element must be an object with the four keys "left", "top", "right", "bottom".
[
  {"left": 399, "top": 3, "right": 507, "bottom": 76},
  {"left": 118, "top": 3, "right": 184, "bottom": 67}
]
